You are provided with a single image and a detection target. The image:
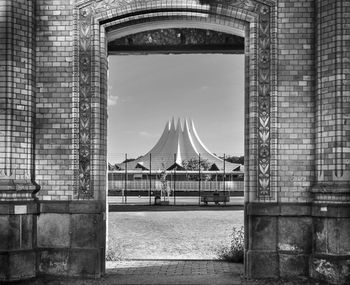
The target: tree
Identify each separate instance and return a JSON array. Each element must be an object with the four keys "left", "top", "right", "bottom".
[
  {"left": 224, "top": 155, "right": 244, "bottom": 165},
  {"left": 182, "top": 158, "right": 212, "bottom": 181},
  {"left": 182, "top": 158, "right": 211, "bottom": 171},
  {"left": 158, "top": 163, "right": 171, "bottom": 202}
]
